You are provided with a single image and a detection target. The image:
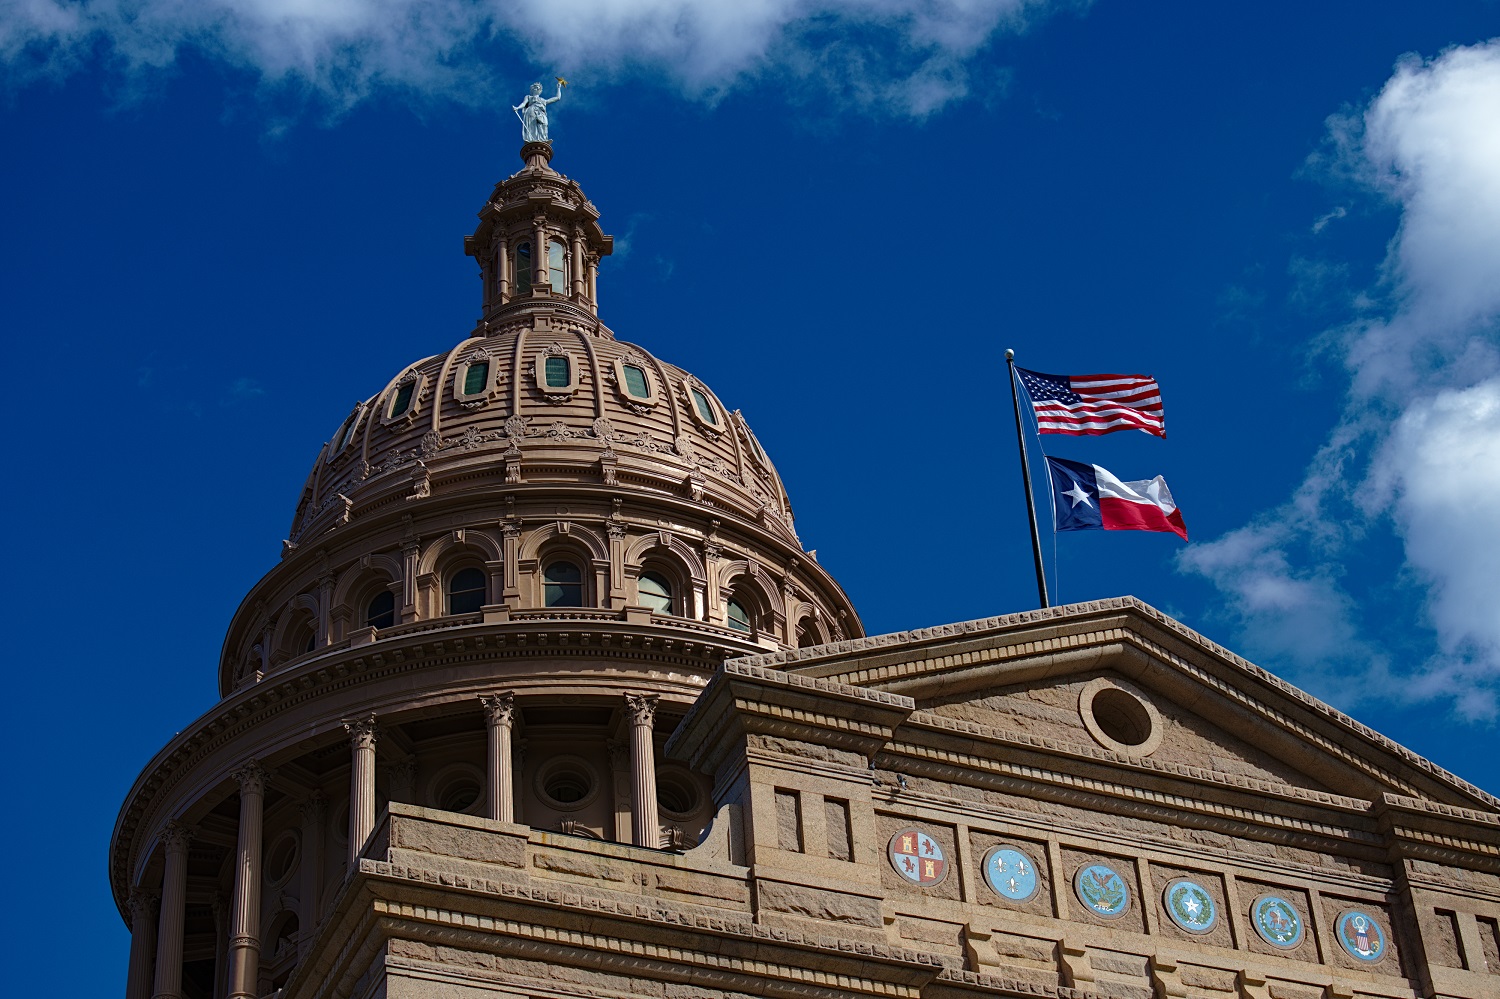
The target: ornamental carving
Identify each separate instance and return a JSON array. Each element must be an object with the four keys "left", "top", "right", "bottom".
[
  {"left": 504, "top": 415, "right": 529, "bottom": 442},
  {"left": 623, "top": 692, "right": 659, "bottom": 726},
  {"left": 230, "top": 759, "right": 272, "bottom": 794},
  {"left": 160, "top": 820, "right": 193, "bottom": 853},
  {"left": 343, "top": 713, "right": 379, "bottom": 750},
  {"left": 480, "top": 691, "right": 517, "bottom": 727},
  {"left": 420, "top": 430, "right": 442, "bottom": 457},
  {"left": 591, "top": 417, "right": 616, "bottom": 441},
  {"left": 673, "top": 435, "right": 698, "bottom": 462}
]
